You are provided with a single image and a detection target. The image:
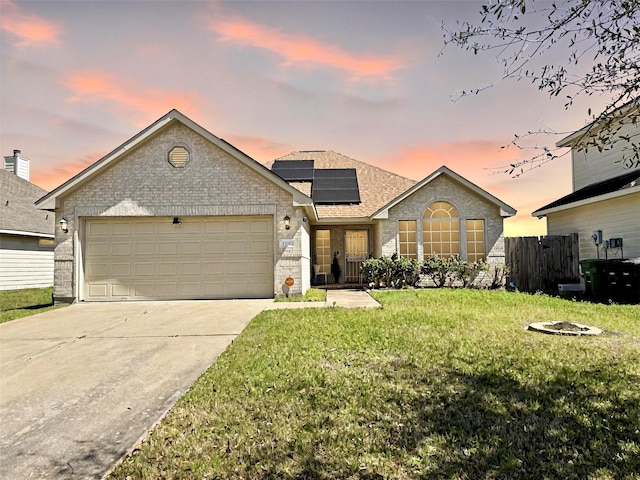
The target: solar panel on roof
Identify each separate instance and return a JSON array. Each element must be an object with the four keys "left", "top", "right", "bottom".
[
  {"left": 271, "top": 160, "right": 315, "bottom": 181},
  {"left": 312, "top": 168, "right": 361, "bottom": 204}
]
